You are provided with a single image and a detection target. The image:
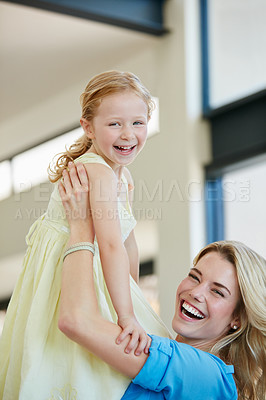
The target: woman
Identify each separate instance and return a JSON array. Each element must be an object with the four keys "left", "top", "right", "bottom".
[{"left": 58, "top": 163, "right": 265, "bottom": 399}]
